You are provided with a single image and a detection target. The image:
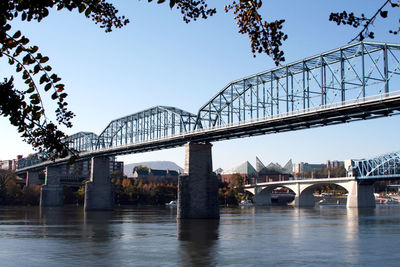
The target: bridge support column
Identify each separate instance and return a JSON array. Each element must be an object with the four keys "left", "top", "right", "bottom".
[
  {"left": 84, "top": 157, "right": 114, "bottom": 211},
  {"left": 40, "top": 166, "right": 63, "bottom": 207},
  {"left": 177, "top": 142, "right": 219, "bottom": 219},
  {"left": 26, "top": 171, "right": 41, "bottom": 186},
  {"left": 293, "top": 183, "right": 314, "bottom": 207},
  {"left": 346, "top": 180, "right": 376, "bottom": 208},
  {"left": 253, "top": 187, "right": 272, "bottom": 205}
]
